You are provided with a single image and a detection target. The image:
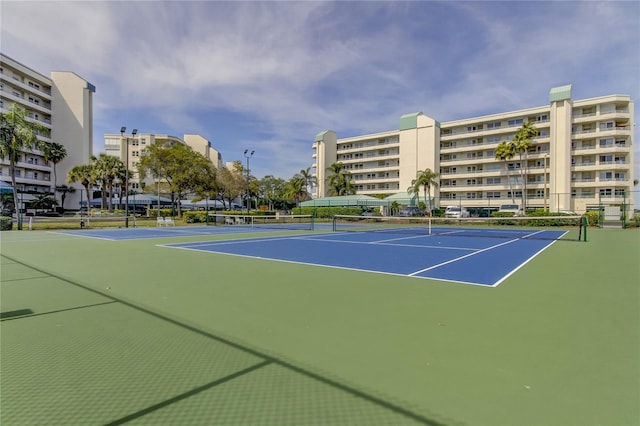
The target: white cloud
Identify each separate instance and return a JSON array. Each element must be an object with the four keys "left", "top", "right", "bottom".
[{"left": 2, "top": 1, "right": 638, "bottom": 182}]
